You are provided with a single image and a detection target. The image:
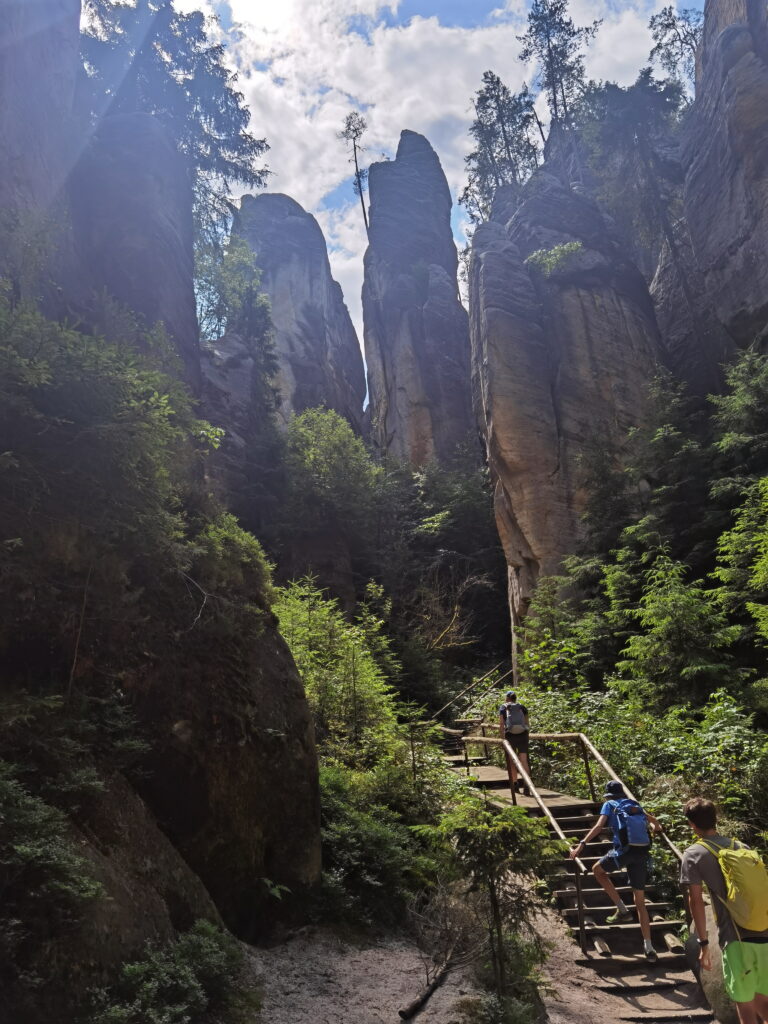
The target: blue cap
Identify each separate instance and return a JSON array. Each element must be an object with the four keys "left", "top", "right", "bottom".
[{"left": 603, "top": 780, "right": 625, "bottom": 800}]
